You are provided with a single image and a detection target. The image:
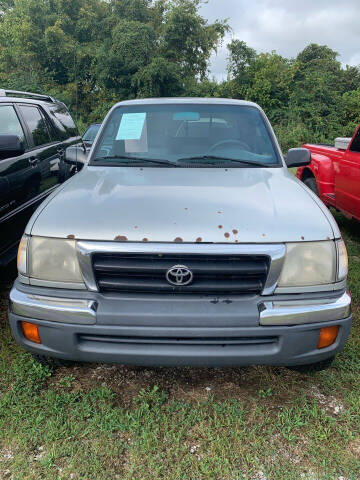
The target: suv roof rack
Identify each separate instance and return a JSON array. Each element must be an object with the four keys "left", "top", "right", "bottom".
[{"left": 0, "top": 89, "right": 56, "bottom": 103}]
